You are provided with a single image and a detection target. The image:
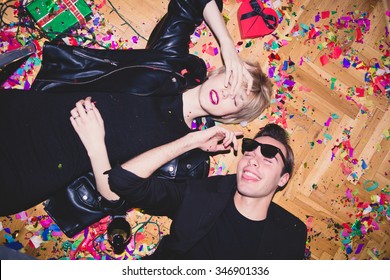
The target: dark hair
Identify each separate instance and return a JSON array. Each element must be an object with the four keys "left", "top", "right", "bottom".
[{"left": 254, "top": 123, "right": 294, "bottom": 178}]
